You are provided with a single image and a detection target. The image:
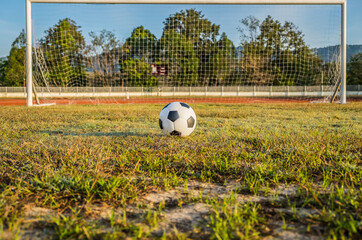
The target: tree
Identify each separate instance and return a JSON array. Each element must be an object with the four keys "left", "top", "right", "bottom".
[
  {"left": 1, "top": 30, "right": 26, "bottom": 86},
  {"left": 40, "top": 18, "right": 86, "bottom": 87},
  {"left": 123, "top": 26, "right": 157, "bottom": 61},
  {"left": 238, "top": 15, "right": 323, "bottom": 86},
  {"left": 237, "top": 16, "right": 273, "bottom": 85},
  {"left": 120, "top": 59, "right": 157, "bottom": 87},
  {"left": 85, "top": 29, "right": 122, "bottom": 86},
  {"left": 120, "top": 26, "right": 157, "bottom": 86},
  {"left": 163, "top": 9, "right": 221, "bottom": 85},
  {"left": 158, "top": 30, "right": 199, "bottom": 86},
  {"left": 163, "top": 9, "right": 220, "bottom": 45},
  {"left": 209, "top": 33, "right": 237, "bottom": 86},
  {"left": 0, "top": 58, "right": 7, "bottom": 86},
  {"left": 347, "top": 53, "right": 362, "bottom": 85}
]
